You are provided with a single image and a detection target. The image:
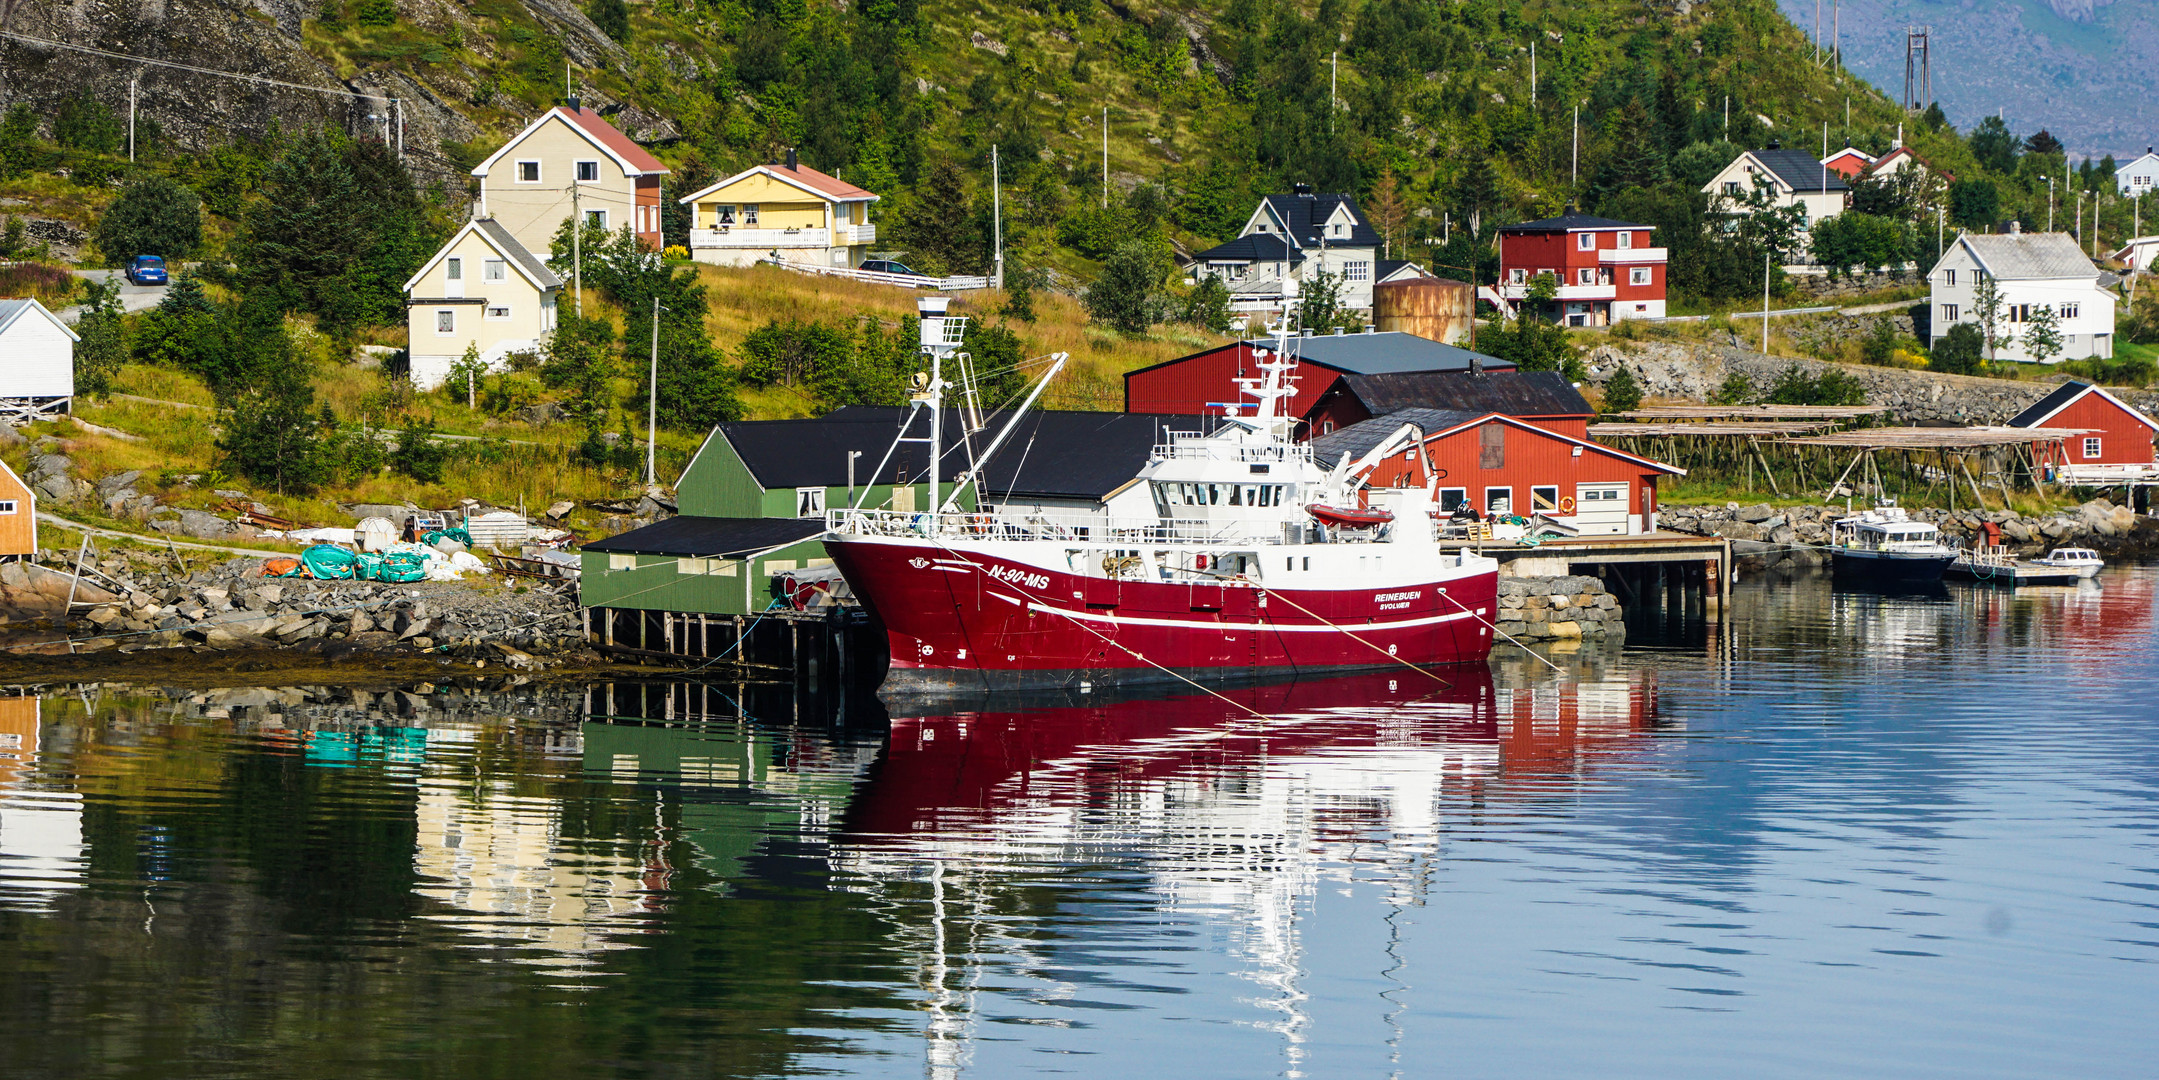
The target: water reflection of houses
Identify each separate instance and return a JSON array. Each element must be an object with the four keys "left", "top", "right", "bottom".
[
  {"left": 0, "top": 694, "right": 86, "bottom": 912},
  {"left": 830, "top": 667, "right": 1664, "bottom": 1077}
]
